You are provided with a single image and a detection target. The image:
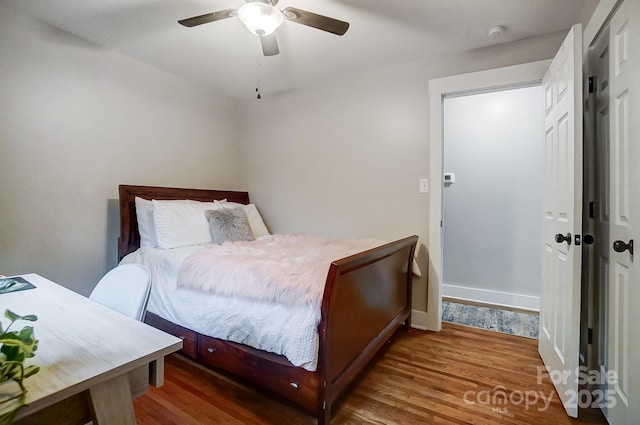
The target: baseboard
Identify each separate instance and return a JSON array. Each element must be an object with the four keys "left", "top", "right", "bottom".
[
  {"left": 410, "top": 309, "right": 429, "bottom": 330},
  {"left": 443, "top": 284, "right": 540, "bottom": 312}
]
